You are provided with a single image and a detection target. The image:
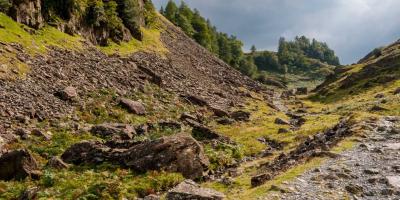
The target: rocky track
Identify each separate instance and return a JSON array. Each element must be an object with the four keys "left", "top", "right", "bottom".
[{"left": 265, "top": 116, "right": 400, "bottom": 200}]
